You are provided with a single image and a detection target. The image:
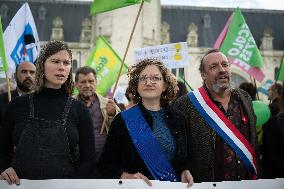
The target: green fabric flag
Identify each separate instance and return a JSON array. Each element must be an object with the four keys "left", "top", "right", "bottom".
[
  {"left": 276, "top": 54, "right": 284, "bottom": 81},
  {"left": 86, "top": 36, "right": 128, "bottom": 96},
  {"left": 220, "top": 7, "right": 264, "bottom": 68},
  {"left": 0, "top": 17, "right": 8, "bottom": 72},
  {"left": 90, "top": 0, "right": 151, "bottom": 15}
]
